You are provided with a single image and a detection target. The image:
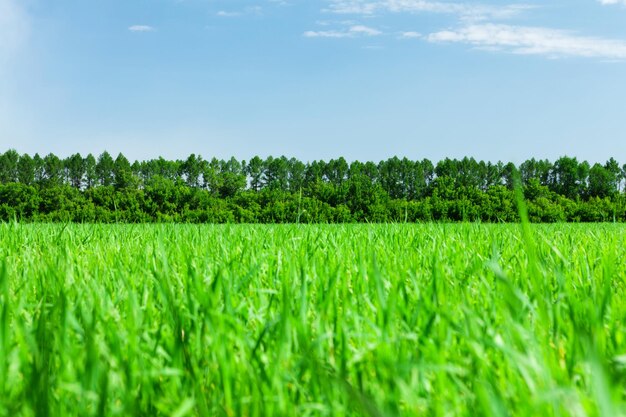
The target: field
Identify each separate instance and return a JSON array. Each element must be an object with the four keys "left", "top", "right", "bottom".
[{"left": 1, "top": 223, "right": 626, "bottom": 417}]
